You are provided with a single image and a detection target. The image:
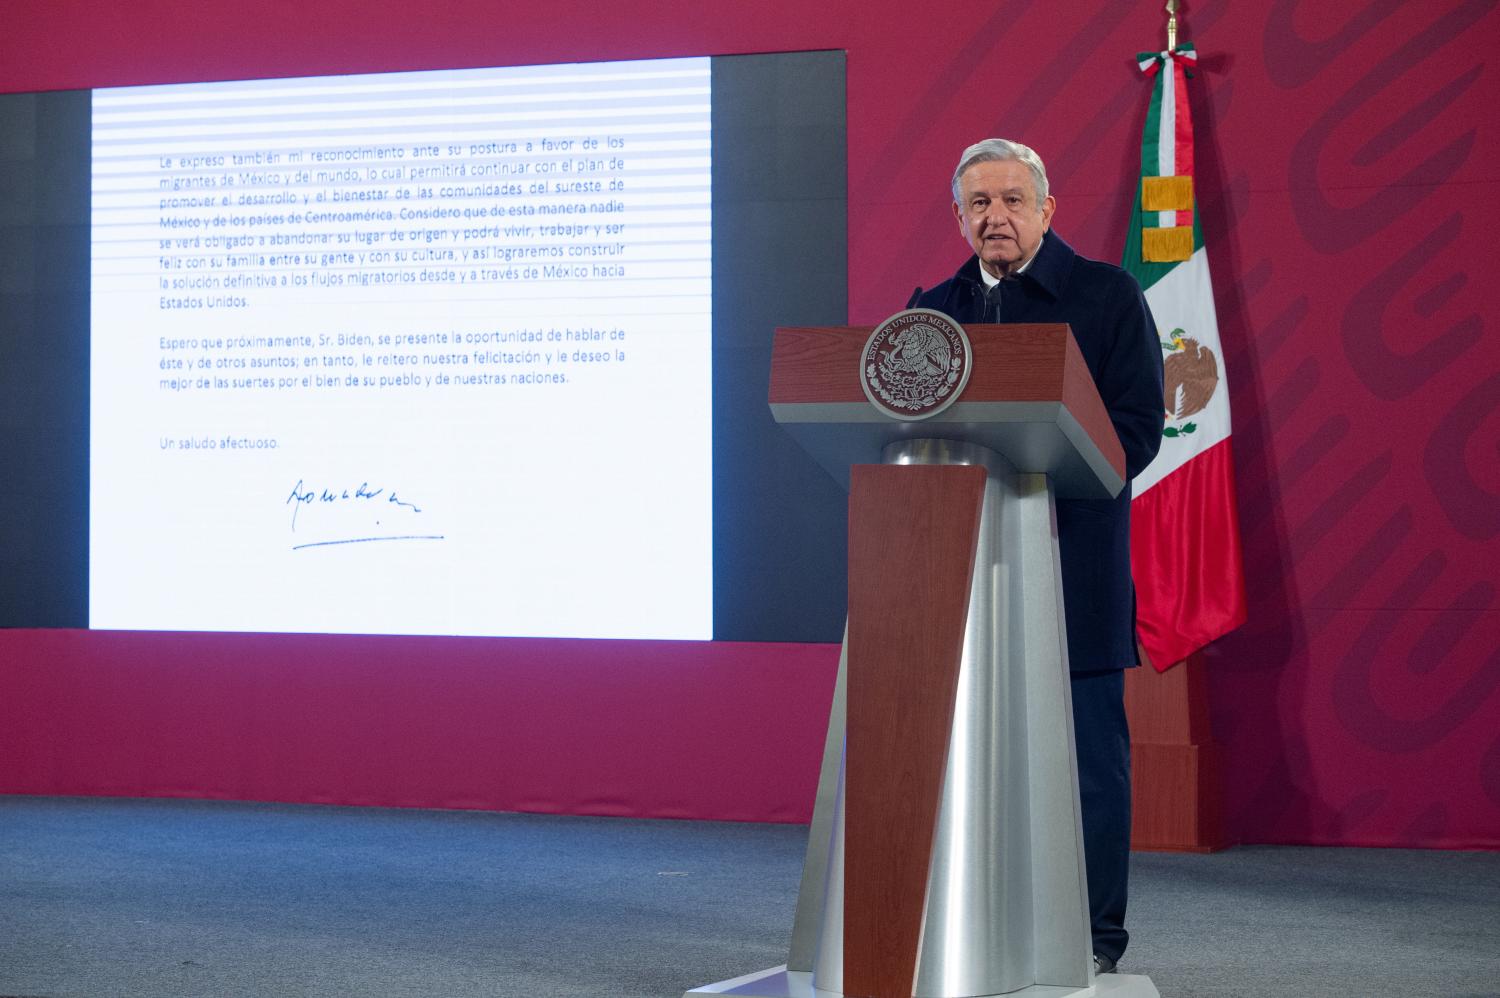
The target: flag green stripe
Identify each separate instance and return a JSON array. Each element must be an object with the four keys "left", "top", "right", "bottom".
[{"left": 1141, "top": 67, "right": 1164, "bottom": 180}]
